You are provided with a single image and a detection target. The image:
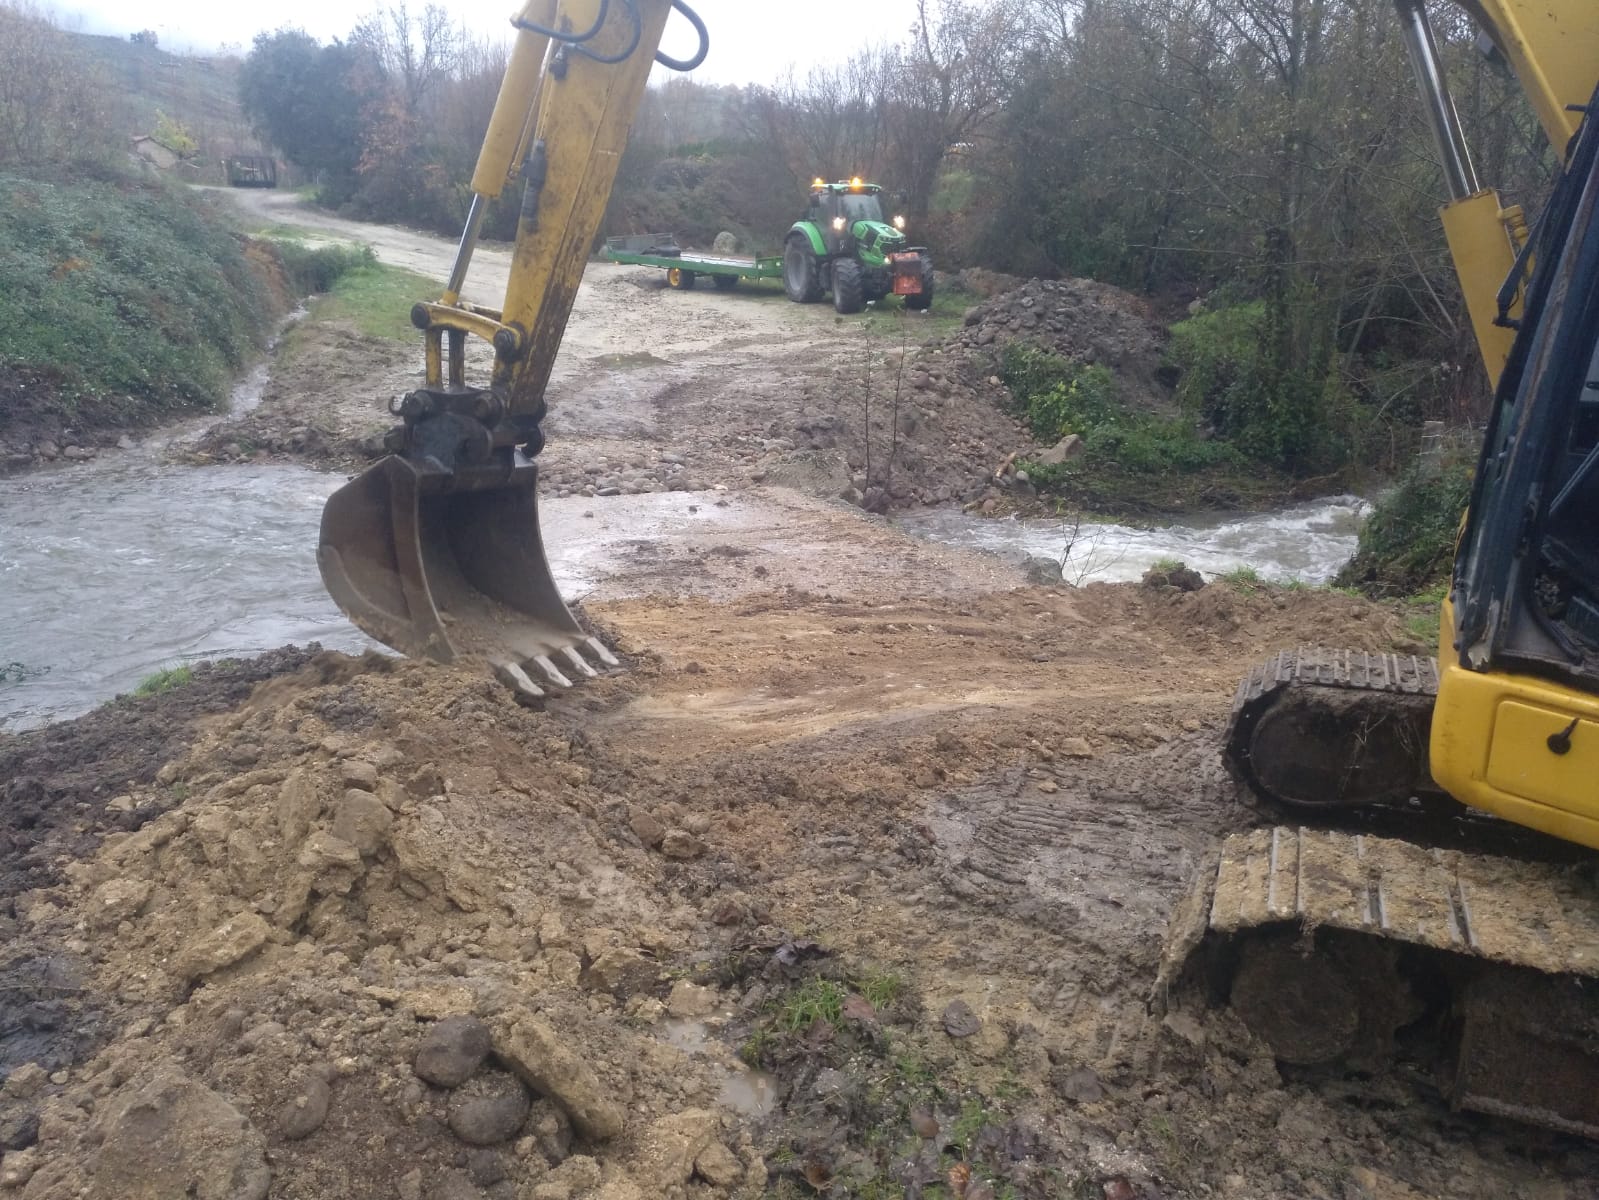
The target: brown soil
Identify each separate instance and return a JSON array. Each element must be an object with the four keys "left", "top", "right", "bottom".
[{"left": 4, "top": 194, "right": 1595, "bottom": 1200}]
